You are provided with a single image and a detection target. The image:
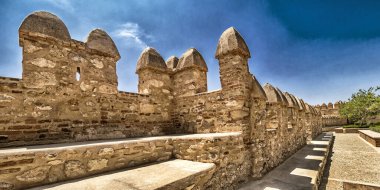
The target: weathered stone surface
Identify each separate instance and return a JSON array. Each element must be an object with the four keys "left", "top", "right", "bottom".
[
  {"left": 0, "top": 182, "right": 14, "bottom": 190},
  {"left": 177, "top": 48, "right": 208, "bottom": 71},
  {"left": 1, "top": 11, "right": 326, "bottom": 190},
  {"left": 23, "top": 72, "right": 57, "bottom": 88},
  {"left": 86, "top": 29, "right": 120, "bottom": 59},
  {"left": 87, "top": 159, "right": 108, "bottom": 171},
  {"left": 28, "top": 58, "right": 56, "bottom": 68},
  {"left": 98, "top": 148, "right": 114, "bottom": 157},
  {"left": 284, "top": 92, "right": 296, "bottom": 108},
  {"left": 263, "top": 83, "right": 282, "bottom": 104},
  {"left": 215, "top": 27, "right": 250, "bottom": 59},
  {"left": 19, "top": 11, "right": 70, "bottom": 41},
  {"left": 64, "top": 161, "right": 86, "bottom": 178},
  {"left": 16, "top": 166, "right": 50, "bottom": 182},
  {"left": 275, "top": 87, "right": 289, "bottom": 106},
  {"left": 136, "top": 47, "right": 167, "bottom": 73},
  {"left": 166, "top": 56, "right": 178, "bottom": 70},
  {"left": 140, "top": 103, "right": 155, "bottom": 114},
  {"left": 251, "top": 75, "right": 267, "bottom": 99},
  {"left": 90, "top": 58, "right": 104, "bottom": 69},
  {"left": 0, "top": 94, "right": 15, "bottom": 103},
  {"left": 316, "top": 101, "right": 347, "bottom": 126}
]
